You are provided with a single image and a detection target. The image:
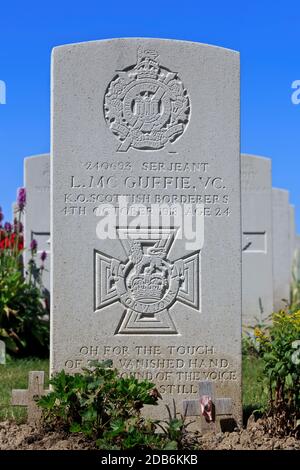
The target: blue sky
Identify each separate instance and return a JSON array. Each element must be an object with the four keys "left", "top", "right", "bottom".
[{"left": 0, "top": 0, "right": 299, "bottom": 230}]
